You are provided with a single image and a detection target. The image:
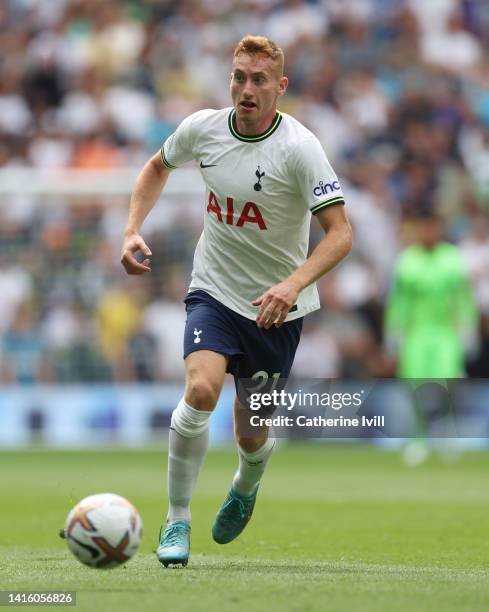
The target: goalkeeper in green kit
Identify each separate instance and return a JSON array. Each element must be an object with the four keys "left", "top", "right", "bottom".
[
  {"left": 384, "top": 211, "right": 479, "bottom": 463},
  {"left": 385, "top": 212, "right": 479, "bottom": 466},
  {"left": 385, "top": 211, "right": 478, "bottom": 378}
]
